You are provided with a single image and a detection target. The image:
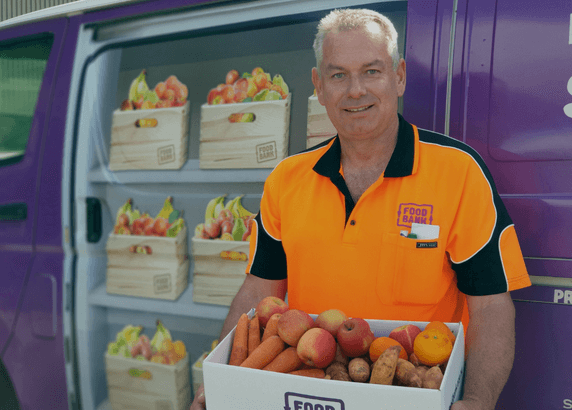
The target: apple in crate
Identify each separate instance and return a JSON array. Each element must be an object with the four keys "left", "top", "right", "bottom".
[
  {"left": 277, "top": 309, "right": 314, "bottom": 347},
  {"left": 256, "top": 296, "right": 289, "bottom": 328},
  {"left": 297, "top": 328, "right": 337, "bottom": 369},
  {"left": 315, "top": 308, "right": 348, "bottom": 339},
  {"left": 389, "top": 324, "right": 422, "bottom": 356},
  {"left": 337, "top": 318, "right": 375, "bottom": 357}
]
